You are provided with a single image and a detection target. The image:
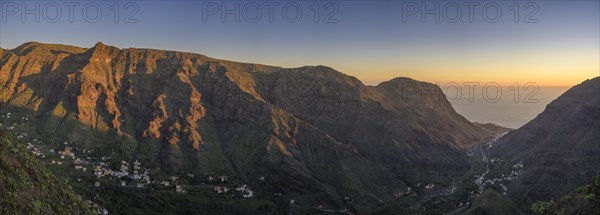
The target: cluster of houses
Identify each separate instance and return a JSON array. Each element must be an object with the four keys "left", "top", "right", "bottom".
[
  {"left": 0, "top": 122, "right": 12, "bottom": 130},
  {"left": 490, "top": 158, "right": 501, "bottom": 164},
  {"left": 175, "top": 185, "right": 184, "bottom": 193},
  {"left": 158, "top": 176, "right": 186, "bottom": 192},
  {"left": 0, "top": 116, "right": 52, "bottom": 161},
  {"left": 60, "top": 146, "right": 76, "bottom": 160},
  {"left": 0, "top": 113, "right": 27, "bottom": 136},
  {"left": 474, "top": 172, "right": 488, "bottom": 193},
  {"left": 213, "top": 183, "right": 255, "bottom": 198},
  {"left": 1, "top": 113, "right": 264, "bottom": 200},
  {"left": 466, "top": 151, "right": 474, "bottom": 157},
  {"left": 49, "top": 145, "right": 78, "bottom": 165},
  {"left": 511, "top": 162, "right": 524, "bottom": 174},
  {"left": 425, "top": 183, "right": 435, "bottom": 189},
  {"left": 16, "top": 132, "right": 27, "bottom": 139},
  {"left": 1, "top": 112, "right": 12, "bottom": 119},
  {"left": 213, "top": 185, "right": 230, "bottom": 193},
  {"left": 474, "top": 160, "right": 525, "bottom": 195},
  {"left": 236, "top": 184, "right": 255, "bottom": 198},
  {"left": 91, "top": 160, "right": 152, "bottom": 186},
  {"left": 26, "top": 141, "right": 44, "bottom": 157},
  {"left": 208, "top": 175, "right": 264, "bottom": 198},
  {"left": 457, "top": 202, "right": 471, "bottom": 208},
  {"left": 394, "top": 187, "right": 413, "bottom": 198},
  {"left": 208, "top": 175, "right": 229, "bottom": 182},
  {"left": 0, "top": 112, "right": 24, "bottom": 131}
]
